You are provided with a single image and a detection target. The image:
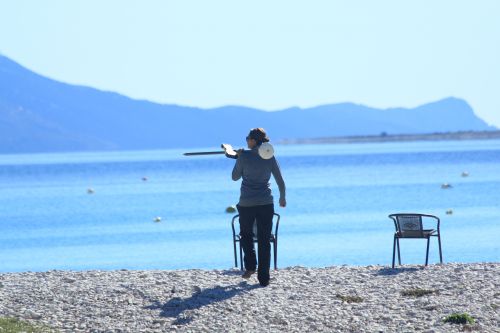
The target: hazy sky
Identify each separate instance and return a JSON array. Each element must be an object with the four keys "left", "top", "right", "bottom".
[{"left": 1, "top": 0, "right": 499, "bottom": 126}]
